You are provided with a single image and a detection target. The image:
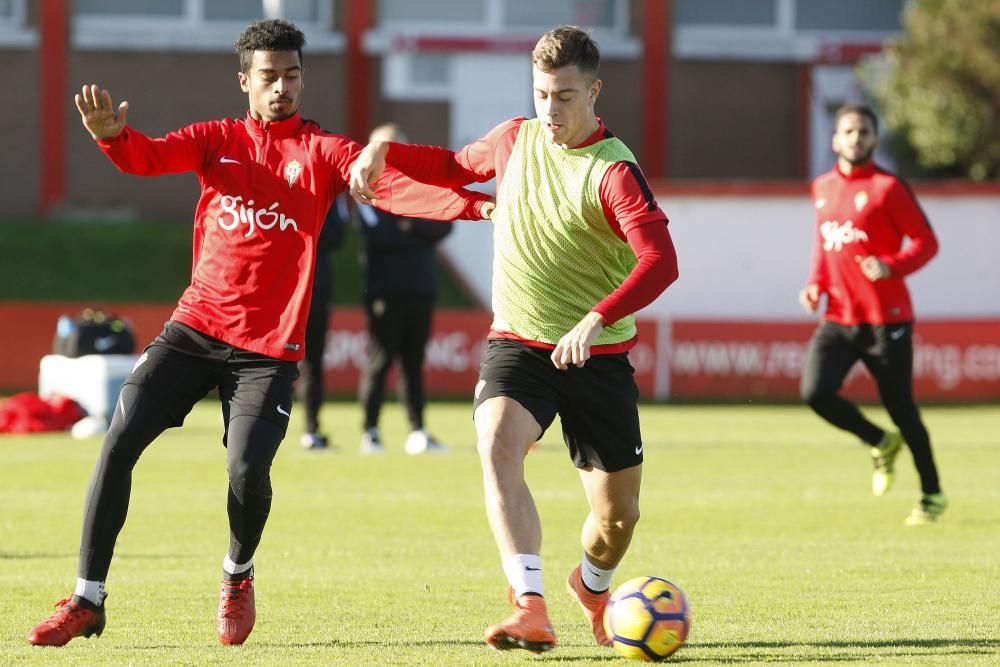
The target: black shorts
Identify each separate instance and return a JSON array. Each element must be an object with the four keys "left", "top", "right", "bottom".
[
  {"left": 473, "top": 339, "right": 642, "bottom": 472},
  {"left": 125, "top": 321, "right": 299, "bottom": 443}
]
